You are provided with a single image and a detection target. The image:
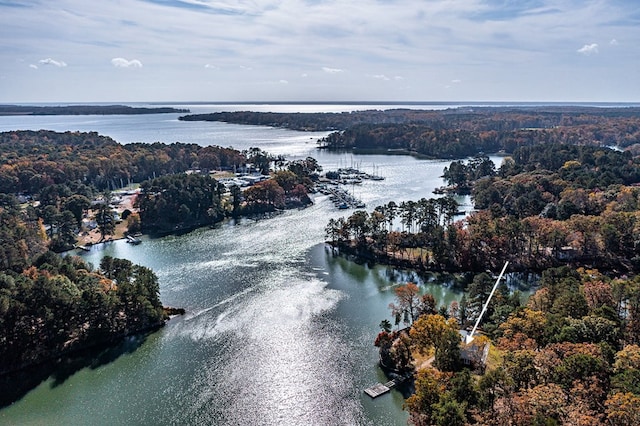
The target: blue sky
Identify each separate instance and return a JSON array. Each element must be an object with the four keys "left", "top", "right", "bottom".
[{"left": 0, "top": 0, "right": 638, "bottom": 102}]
